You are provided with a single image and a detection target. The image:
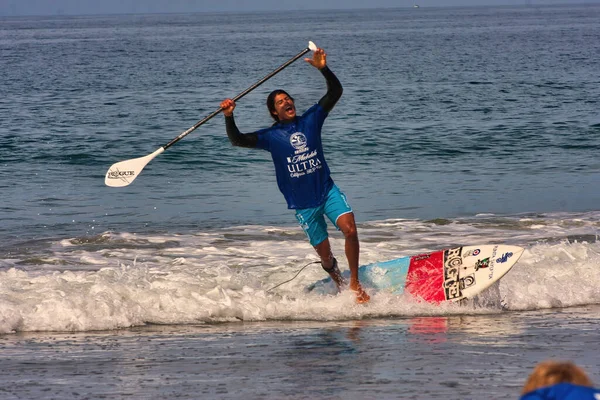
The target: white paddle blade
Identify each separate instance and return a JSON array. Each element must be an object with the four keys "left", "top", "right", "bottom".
[
  {"left": 308, "top": 41, "right": 318, "bottom": 51},
  {"left": 104, "top": 147, "right": 164, "bottom": 187}
]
